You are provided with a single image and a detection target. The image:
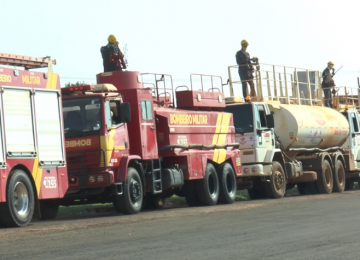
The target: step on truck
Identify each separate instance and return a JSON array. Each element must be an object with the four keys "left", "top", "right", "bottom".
[
  {"left": 223, "top": 63, "right": 360, "bottom": 198},
  {"left": 0, "top": 53, "right": 68, "bottom": 227},
  {"left": 61, "top": 69, "right": 246, "bottom": 213}
]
